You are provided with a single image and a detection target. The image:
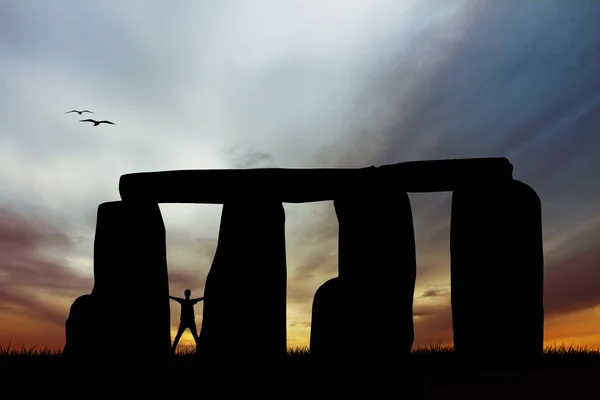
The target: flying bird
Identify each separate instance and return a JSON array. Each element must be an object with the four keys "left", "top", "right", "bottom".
[
  {"left": 79, "top": 119, "right": 115, "bottom": 126},
  {"left": 66, "top": 110, "right": 94, "bottom": 115}
]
